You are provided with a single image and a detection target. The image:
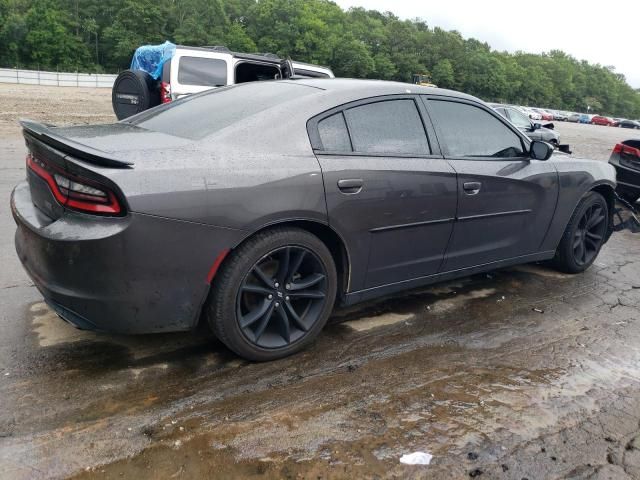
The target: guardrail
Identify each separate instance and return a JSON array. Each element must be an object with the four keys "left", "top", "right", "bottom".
[{"left": 0, "top": 68, "right": 117, "bottom": 88}]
